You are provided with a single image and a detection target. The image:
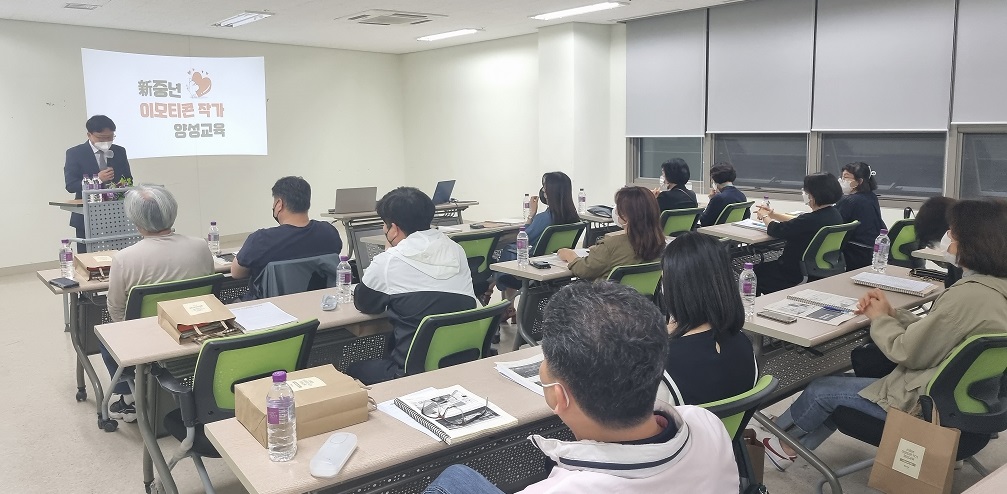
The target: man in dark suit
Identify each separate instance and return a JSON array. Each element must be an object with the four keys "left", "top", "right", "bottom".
[{"left": 64, "top": 115, "right": 133, "bottom": 252}]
